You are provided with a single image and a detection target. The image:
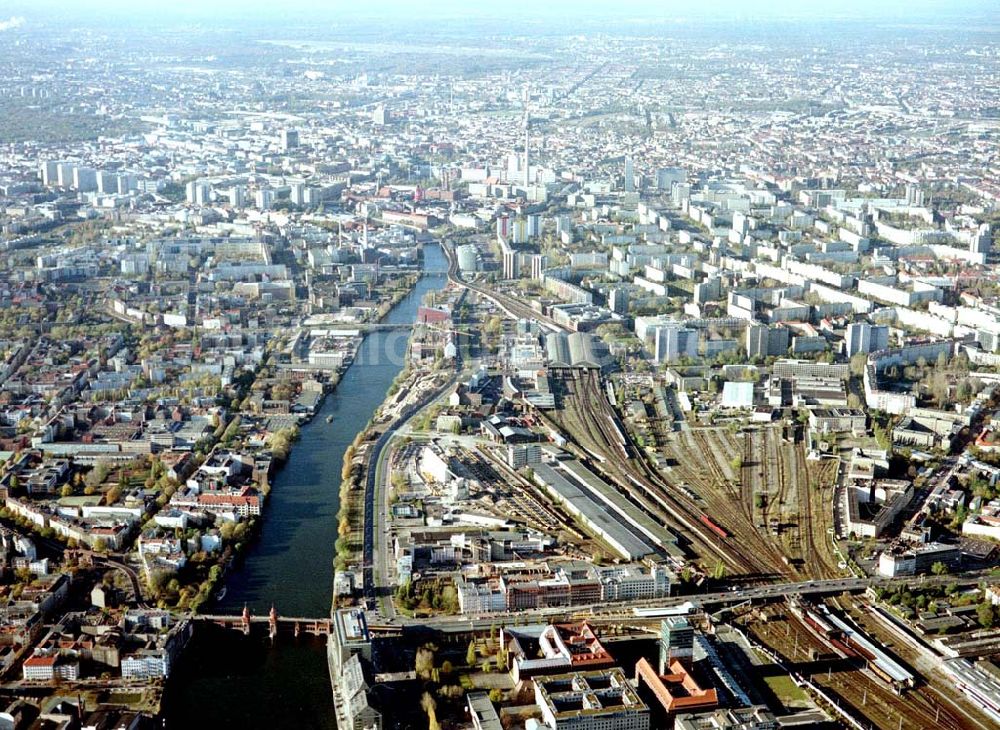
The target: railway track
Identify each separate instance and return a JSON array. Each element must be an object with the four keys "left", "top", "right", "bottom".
[
  {"left": 792, "top": 445, "right": 840, "bottom": 579},
  {"left": 756, "top": 611, "right": 975, "bottom": 730},
  {"left": 650, "top": 427, "right": 793, "bottom": 578},
  {"left": 569, "top": 371, "right": 783, "bottom": 576},
  {"left": 442, "top": 241, "right": 564, "bottom": 333},
  {"left": 547, "top": 371, "right": 751, "bottom": 572},
  {"left": 734, "top": 428, "right": 792, "bottom": 576}
]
